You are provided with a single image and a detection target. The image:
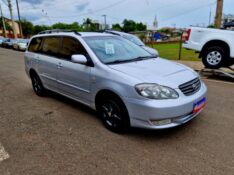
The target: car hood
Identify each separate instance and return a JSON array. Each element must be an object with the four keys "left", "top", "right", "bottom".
[
  {"left": 142, "top": 46, "right": 159, "bottom": 56},
  {"left": 18, "top": 43, "right": 27, "bottom": 46},
  {"left": 108, "top": 58, "right": 198, "bottom": 88}
]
